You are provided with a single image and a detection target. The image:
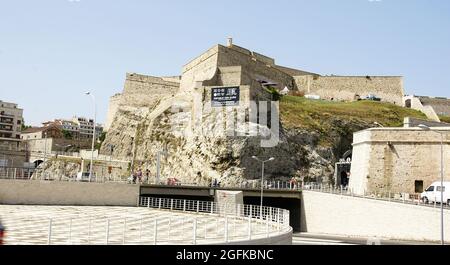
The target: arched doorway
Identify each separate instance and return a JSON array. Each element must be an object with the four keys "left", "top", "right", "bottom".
[
  {"left": 405, "top": 99, "right": 412, "bottom": 108},
  {"left": 340, "top": 171, "right": 349, "bottom": 186},
  {"left": 34, "top": 160, "right": 44, "bottom": 168}
]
